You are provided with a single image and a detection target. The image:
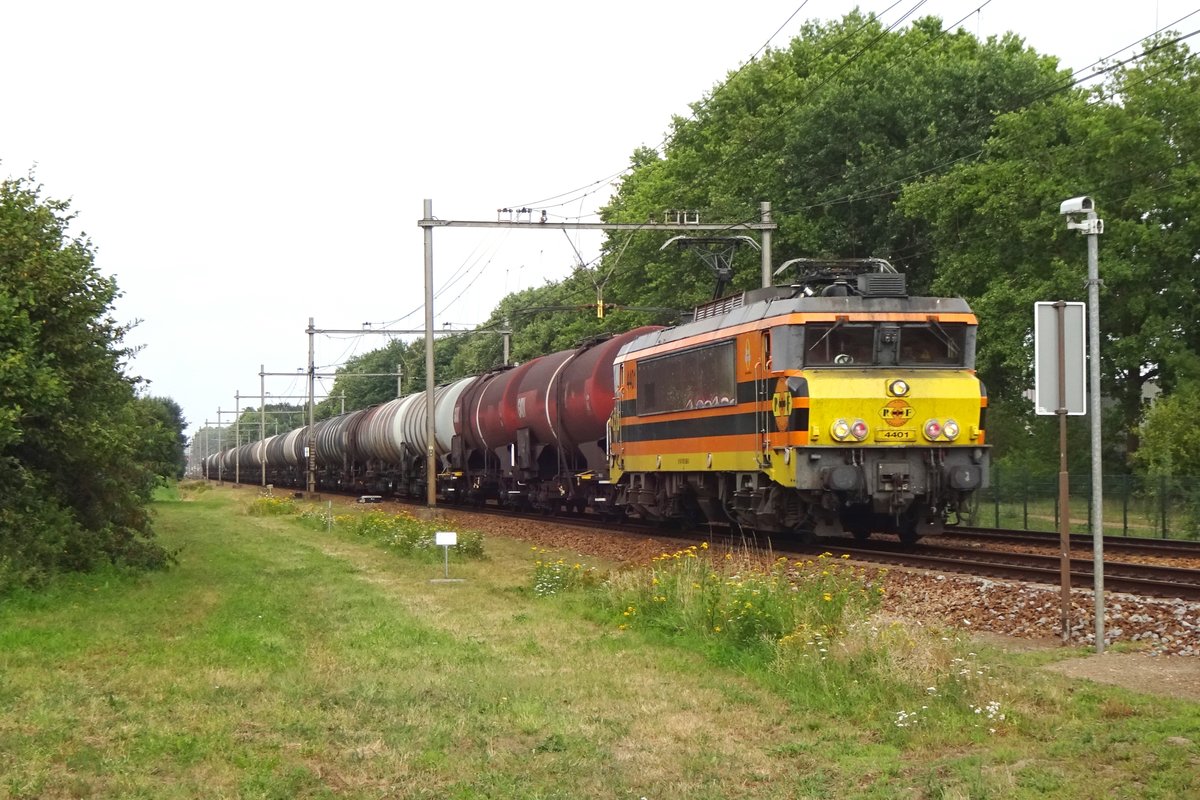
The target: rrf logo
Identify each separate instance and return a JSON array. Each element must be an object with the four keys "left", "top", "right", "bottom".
[{"left": 881, "top": 400, "right": 913, "bottom": 427}]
